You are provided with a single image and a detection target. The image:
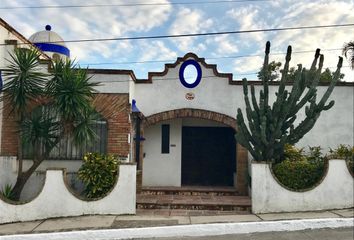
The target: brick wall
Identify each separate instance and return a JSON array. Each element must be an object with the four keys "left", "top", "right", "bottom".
[
  {"left": 92, "top": 93, "right": 130, "bottom": 156},
  {"left": 0, "top": 93, "right": 131, "bottom": 157},
  {"left": 143, "top": 108, "right": 237, "bottom": 129},
  {"left": 0, "top": 99, "right": 18, "bottom": 156}
]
